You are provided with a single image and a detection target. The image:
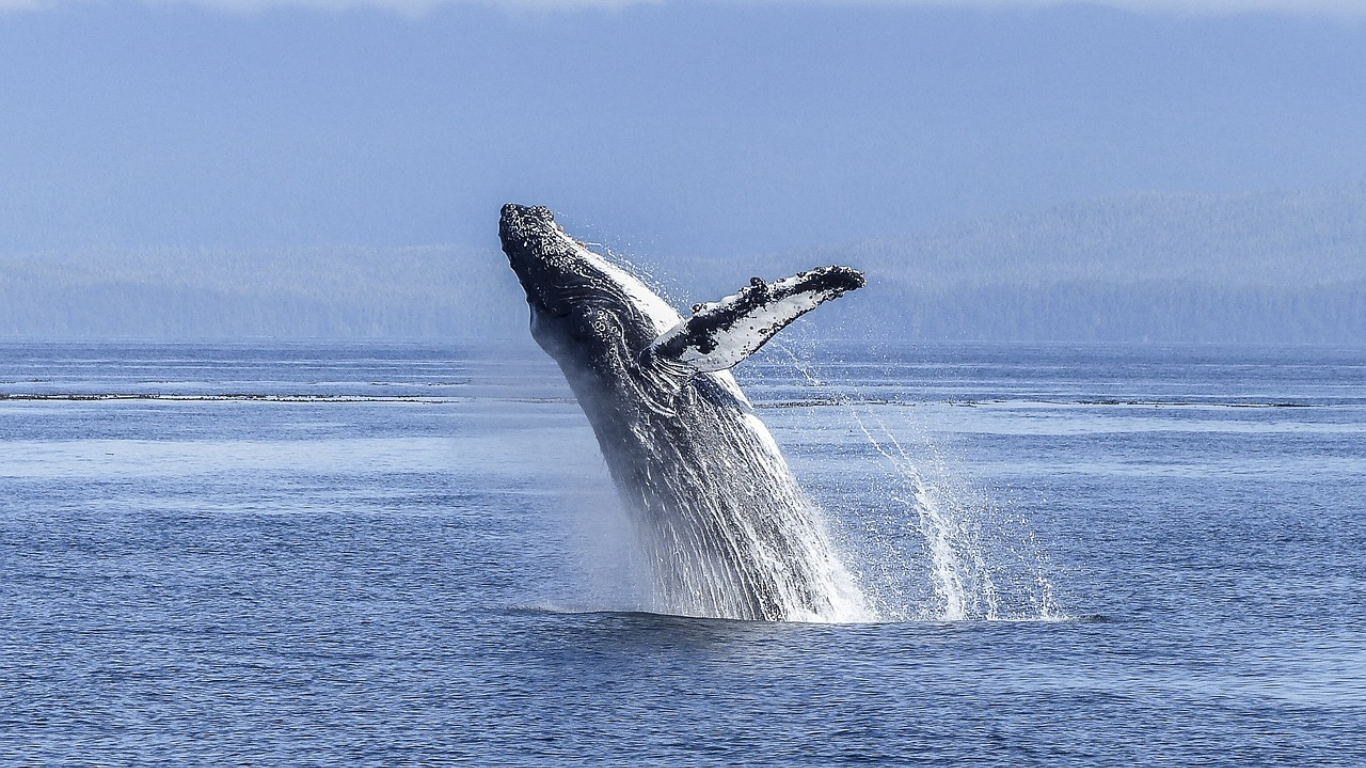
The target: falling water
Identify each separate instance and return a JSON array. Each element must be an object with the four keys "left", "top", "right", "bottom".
[
  {"left": 500, "top": 205, "right": 1055, "bottom": 623},
  {"left": 605, "top": 372, "right": 874, "bottom": 623},
  {"left": 849, "top": 409, "right": 1002, "bottom": 621},
  {"left": 773, "top": 345, "right": 1063, "bottom": 622}
]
